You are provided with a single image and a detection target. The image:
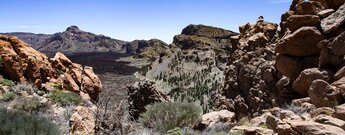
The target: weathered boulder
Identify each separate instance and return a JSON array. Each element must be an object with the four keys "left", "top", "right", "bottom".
[
  {"left": 276, "top": 27, "right": 324, "bottom": 57},
  {"left": 321, "top": 2, "right": 345, "bottom": 35},
  {"left": 317, "top": 9, "right": 334, "bottom": 18},
  {"left": 285, "top": 15, "right": 320, "bottom": 32},
  {"left": 197, "top": 110, "right": 235, "bottom": 130},
  {"left": 287, "top": 120, "right": 345, "bottom": 134},
  {"left": 230, "top": 126, "right": 274, "bottom": 135},
  {"left": 295, "top": 1, "right": 325, "bottom": 15},
  {"left": 330, "top": 31, "right": 345, "bottom": 56},
  {"left": 331, "top": 77, "right": 345, "bottom": 98},
  {"left": 309, "top": 79, "right": 343, "bottom": 107},
  {"left": 292, "top": 68, "right": 333, "bottom": 96},
  {"left": 334, "top": 104, "right": 345, "bottom": 121},
  {"left": 314, "top": 114, "right": 345, "bottom": 130},
  {"left": 70, "top": 106, "right": 95, "bottom": 135},
  {"left": 275, "top": 55, "right": 319, "bottom": 80},
  {"left": 127, "top": 80, "right": 169, "bottom": 120}
]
